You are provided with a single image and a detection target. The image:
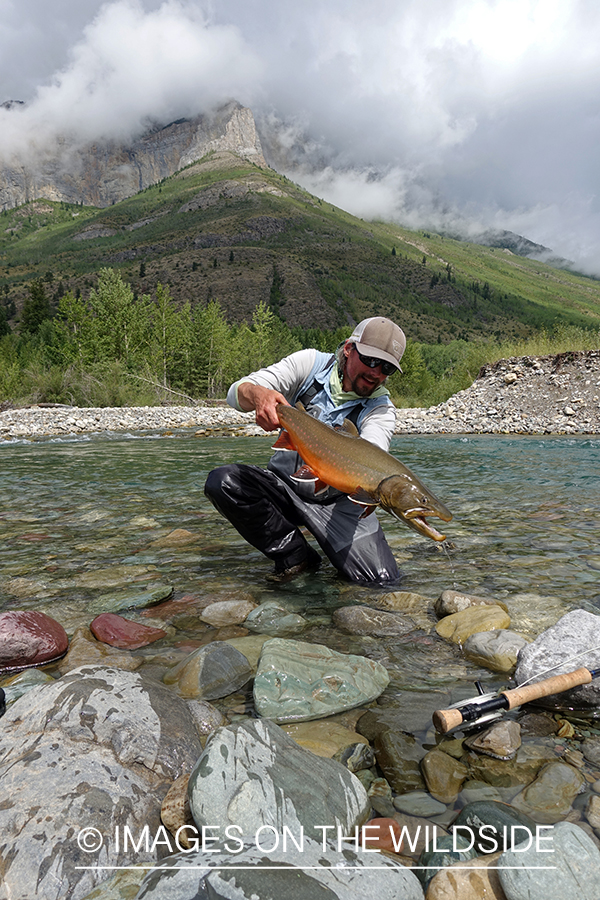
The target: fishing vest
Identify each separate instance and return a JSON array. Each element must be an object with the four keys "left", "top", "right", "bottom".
[{"left": 268, "top": 351, "right": 391, "bottom": 502}]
